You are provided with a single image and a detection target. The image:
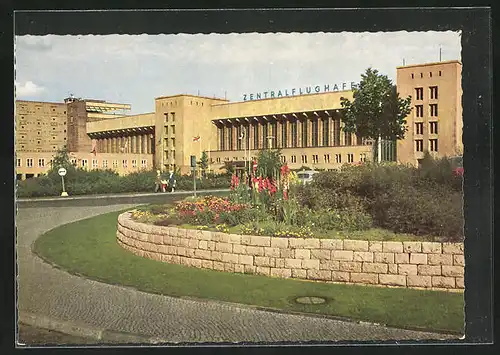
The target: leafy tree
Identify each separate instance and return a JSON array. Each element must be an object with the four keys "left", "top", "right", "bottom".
[
  {"left": 256, "top": 149, "right": 283, "bottom": 179},
  {"left": 198, "top": 151, "right": 209, "bottom": 178},
  {"left": 340, "top": 68, "right": 412, "bottom": 162},
  {"left": 46, "top": 148, "right": 77, "bottom": 181}
]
